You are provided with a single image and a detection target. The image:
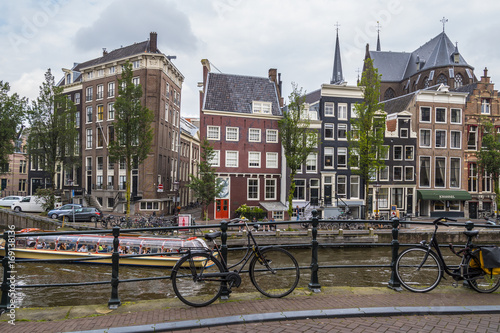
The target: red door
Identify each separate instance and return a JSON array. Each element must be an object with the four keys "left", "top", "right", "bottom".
[{"left": 215, "top": 199, "right": 229, "bottom": 219}]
